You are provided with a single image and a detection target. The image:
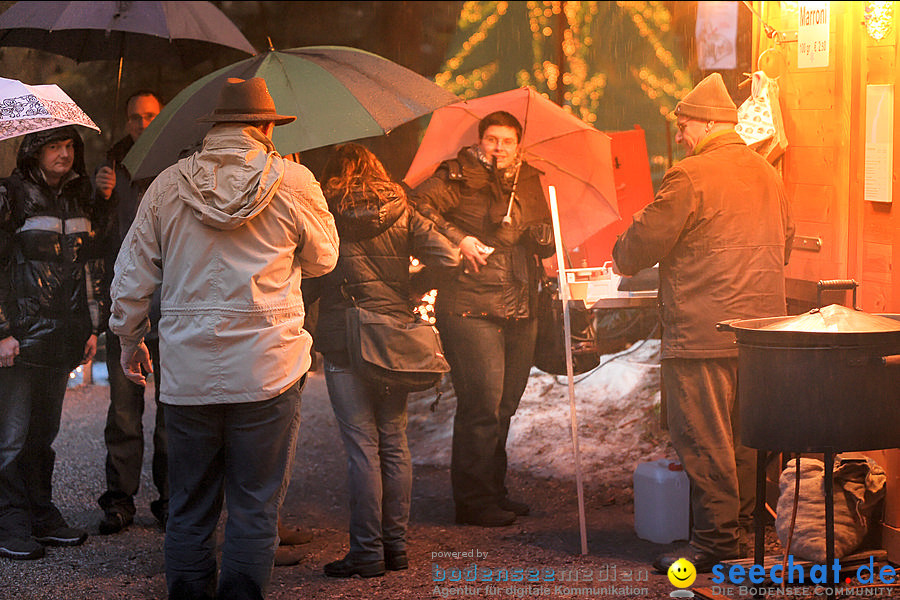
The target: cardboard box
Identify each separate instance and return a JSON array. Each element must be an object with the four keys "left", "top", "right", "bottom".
[{"left": 878, "top": 449, "right": 900, "bottom": 563}]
